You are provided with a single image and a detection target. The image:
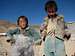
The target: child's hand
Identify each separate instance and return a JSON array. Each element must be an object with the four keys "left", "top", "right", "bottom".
[
  {"left": 41, "top": 31, "right": 47, "bottom": 37},
  {"left": 48, "top": 30, "right": 55, "bottom": 37},
  {"left": 6, "top": 39, "right": 11, "bottom": 42},
  {"left": 40, "top": 23, "right": 47, "bottom": 32},
  {"left": 40, "top": 30, "right": 47, "bottom": 41}
]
